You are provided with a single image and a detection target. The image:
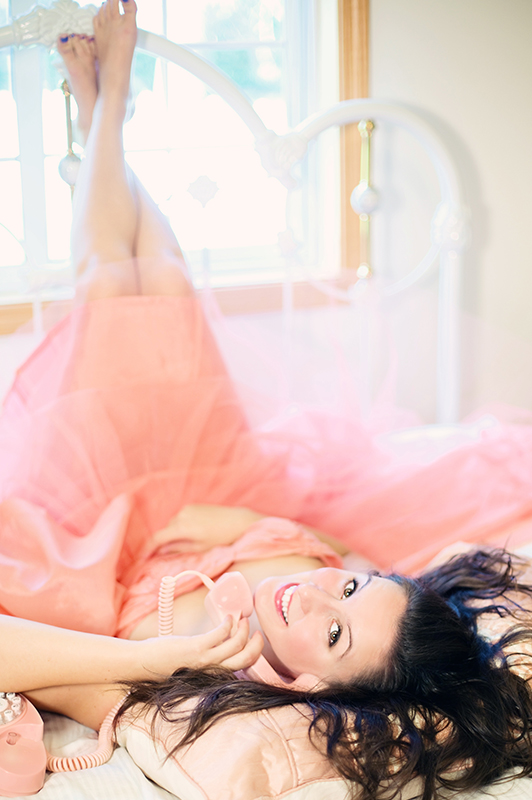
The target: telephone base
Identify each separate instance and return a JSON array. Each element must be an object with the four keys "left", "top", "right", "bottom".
[{"left": 0, "top": 694, "right": 46, "bottom": 797}]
